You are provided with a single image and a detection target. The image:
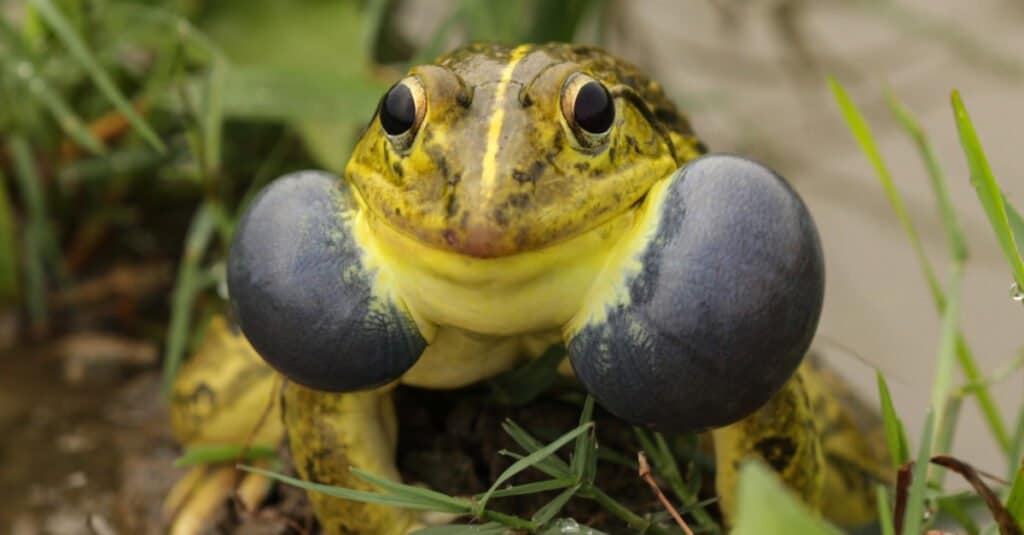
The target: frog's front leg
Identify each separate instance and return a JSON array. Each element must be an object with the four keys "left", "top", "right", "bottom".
[
  {"left": 228, "top": 171, "right": 430, "bottom": 534},
  {"left": 283, "top": 383, "right": 419, "bottom": 535},
  {"left": 564, "top": 155, "right": 826, "bottom": 510}
]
